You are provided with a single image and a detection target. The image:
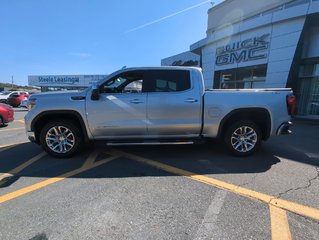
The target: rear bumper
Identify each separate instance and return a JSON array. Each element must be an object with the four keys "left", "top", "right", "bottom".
[{"left": 276, "top": 121, "right": 292, "bottom": 136}]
